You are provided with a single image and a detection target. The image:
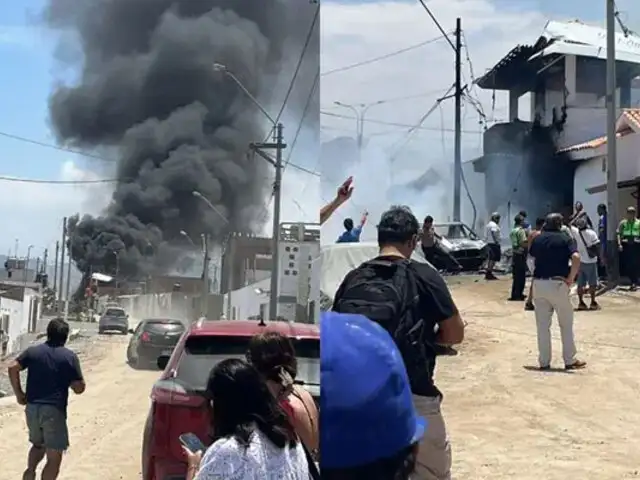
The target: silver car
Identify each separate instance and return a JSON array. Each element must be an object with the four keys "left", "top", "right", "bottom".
[{"left": 98, "top": 307, "right": 129, "bottom": 335}]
